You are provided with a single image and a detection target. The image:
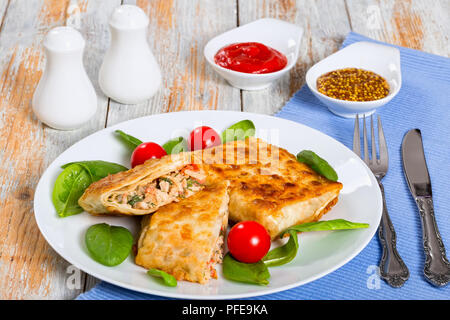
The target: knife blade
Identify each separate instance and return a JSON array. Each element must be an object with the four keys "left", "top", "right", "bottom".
[
  {"left": 401, "top": 129, "right": 450, "bottom": 286},
  {"left": 402, "top": 129, "right": 432, "bottom": 197}
]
